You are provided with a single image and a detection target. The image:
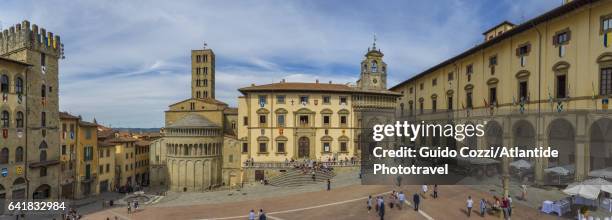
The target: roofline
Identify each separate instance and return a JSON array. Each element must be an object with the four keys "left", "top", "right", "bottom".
[
  {"left": 238, "top": 88, "right": 402, "bottom": 96},
  {"left": 0, "top": 57, "right": 32, "bottom": 66},
  {"left": 482, "top": 20, "right": 516, "bottom": 35},
  {"left": 390, "top": 0, "right": 597, "bottom": 91}
]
